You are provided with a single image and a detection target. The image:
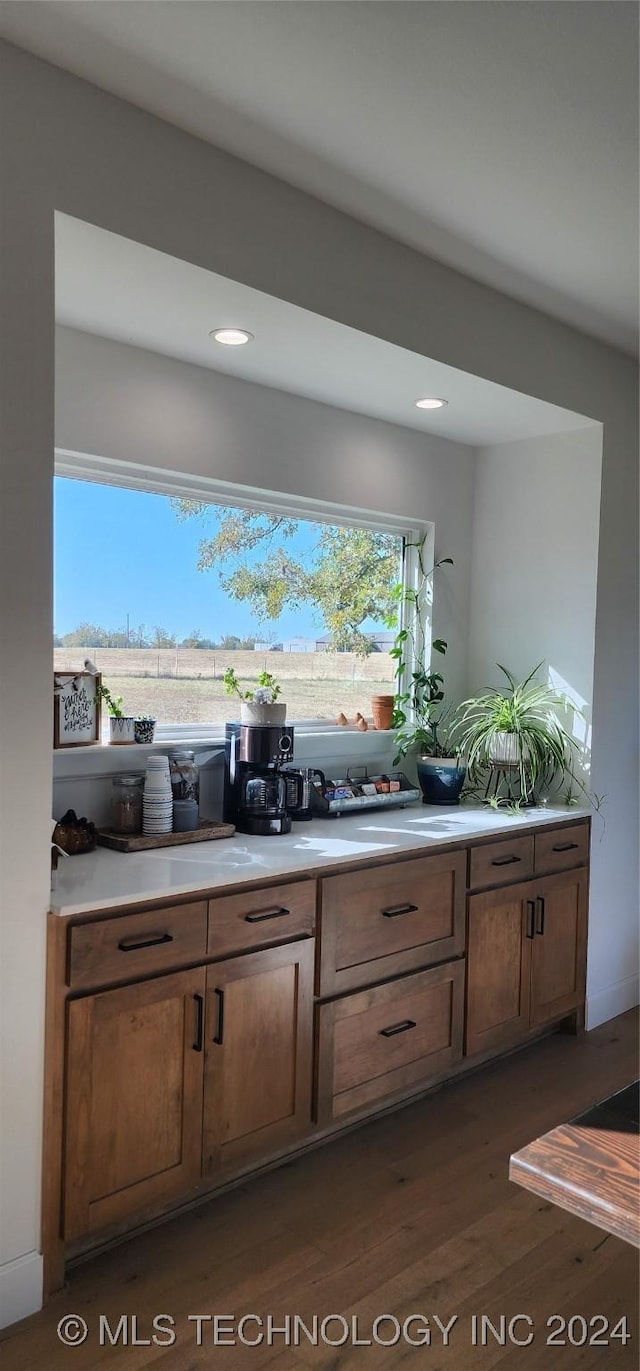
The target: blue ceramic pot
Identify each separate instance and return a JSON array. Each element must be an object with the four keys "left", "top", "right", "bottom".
[{"left": 417, "top": 756, "right": 466, "bottom": 805}]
